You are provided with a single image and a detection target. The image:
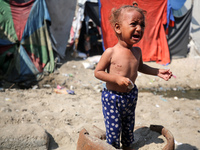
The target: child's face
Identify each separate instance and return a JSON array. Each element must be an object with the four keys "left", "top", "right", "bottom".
[
  {"left": 117, "top": 9, "right": 145, "bottom": 47},
  {"left": 86, "top": 37, "right": 90, "bottom": 41}
]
